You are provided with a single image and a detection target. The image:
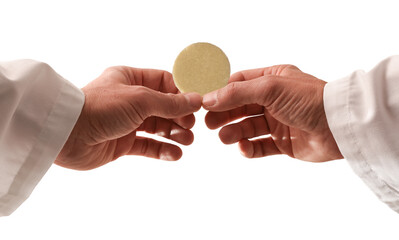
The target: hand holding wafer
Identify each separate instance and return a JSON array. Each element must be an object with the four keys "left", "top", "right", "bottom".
[{"left": 203, "top": 65, "right": 343, "bottom": 162}]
